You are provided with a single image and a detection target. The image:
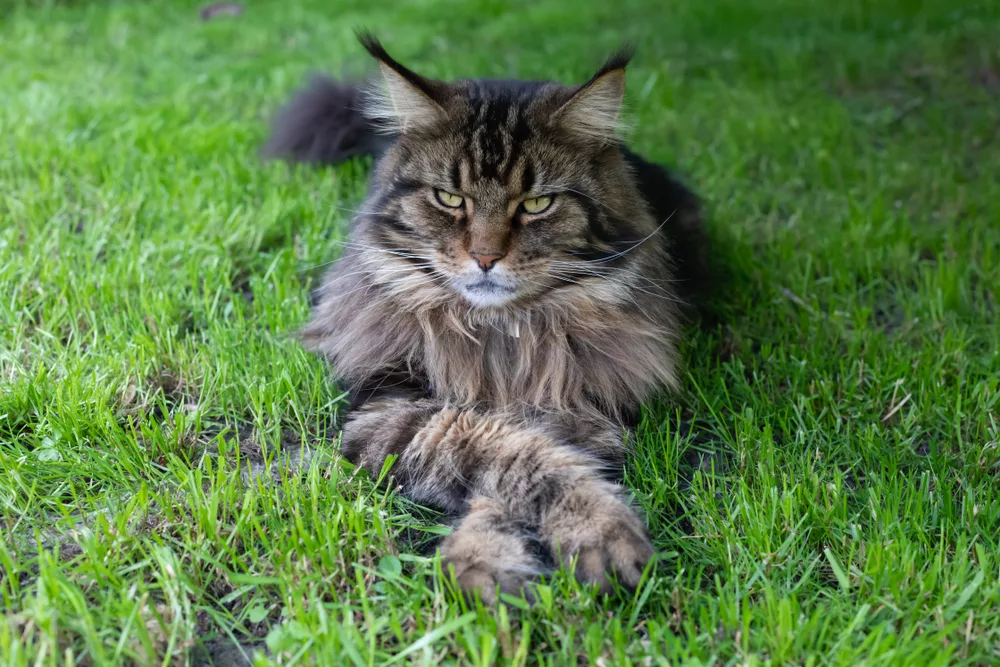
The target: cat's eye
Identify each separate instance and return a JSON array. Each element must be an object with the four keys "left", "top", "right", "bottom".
[
  {"left": 521, "top": 196, "right": 553, "bottom": 215},
  {"left": 435, "top": 189, "right": 465, "bottom": 208}
]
